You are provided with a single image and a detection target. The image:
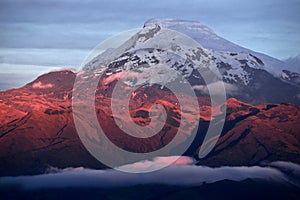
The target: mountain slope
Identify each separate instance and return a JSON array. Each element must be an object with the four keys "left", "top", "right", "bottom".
[
  {"left": 0, "top": 19, "right": 299, "bottom": 176},
  {"left": 198, "top": 98, "right": 300, "bottom": 166},
  {"left": 84, "top": 19, "right": 300, "bottom": 105},
  {"left": 145, "top": 18, "right": 299, "bottom": 76},
  {"left": 284, "top": 55, "right": 300, "bottom": 73},
  {"left": 0, "top": 70, "right": 299, "bottom": 176}
]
